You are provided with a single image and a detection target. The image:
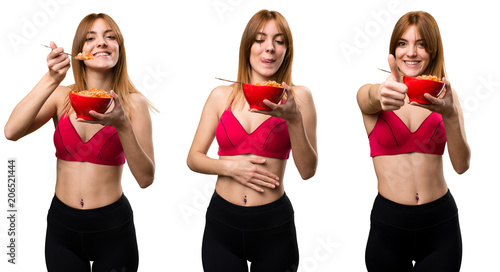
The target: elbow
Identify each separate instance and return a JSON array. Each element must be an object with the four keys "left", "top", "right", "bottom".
[
  {"left": 138, "top": 167, "right": 155, "bottom": 189},
  {"left": 186, "top": 157, "right": 194, "bottom": 172},
  {"left": 300, "top": 170, "right": 316, "bottom": 180},
  {"left": 299, "top": 165, "right": 317, "bottom": 180},
  {"left": 4, "top": 126, "right": 20, "bottom": 141},
  {"left": 454, "top": 162, "right": 470, "bottom": 175},
  {"left": 139, "top": 176, "right": 154, "bottom": 189}
]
